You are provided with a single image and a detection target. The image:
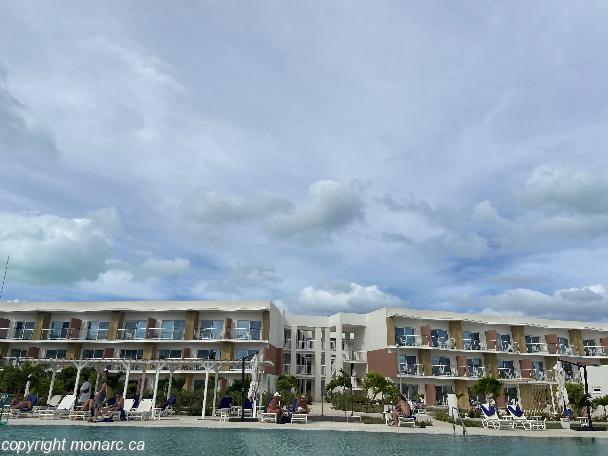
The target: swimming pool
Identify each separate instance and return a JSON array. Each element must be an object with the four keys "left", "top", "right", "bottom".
[{"left": 1, "top": 426, "right": 606, "bottom": 455}]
